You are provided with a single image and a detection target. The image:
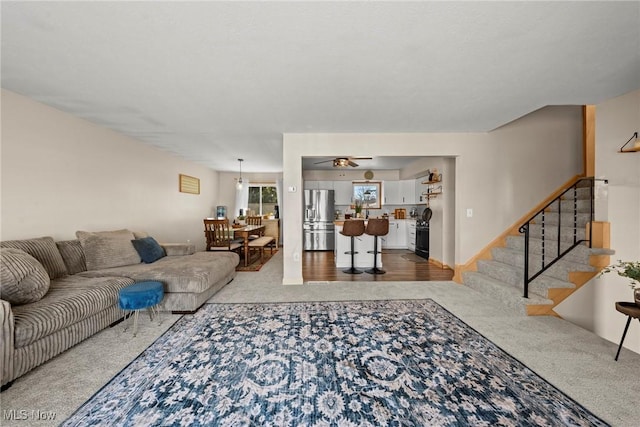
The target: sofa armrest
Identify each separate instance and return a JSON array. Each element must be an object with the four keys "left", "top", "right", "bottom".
[
  {"left": 1, "top": 299, "right": 15, "bottom": 387},
  {"left": 161, "top": 243, "right": 196, "bottom": 256}
]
